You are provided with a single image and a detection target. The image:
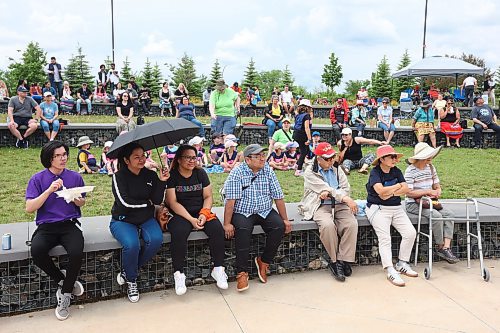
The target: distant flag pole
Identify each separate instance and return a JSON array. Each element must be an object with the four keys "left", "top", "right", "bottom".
[
  {"left": 422, "top": 0, "right": 428, "bottom": 59},
  {"left": 111, "top": 0, "right": 115, "bottom": 63}
]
